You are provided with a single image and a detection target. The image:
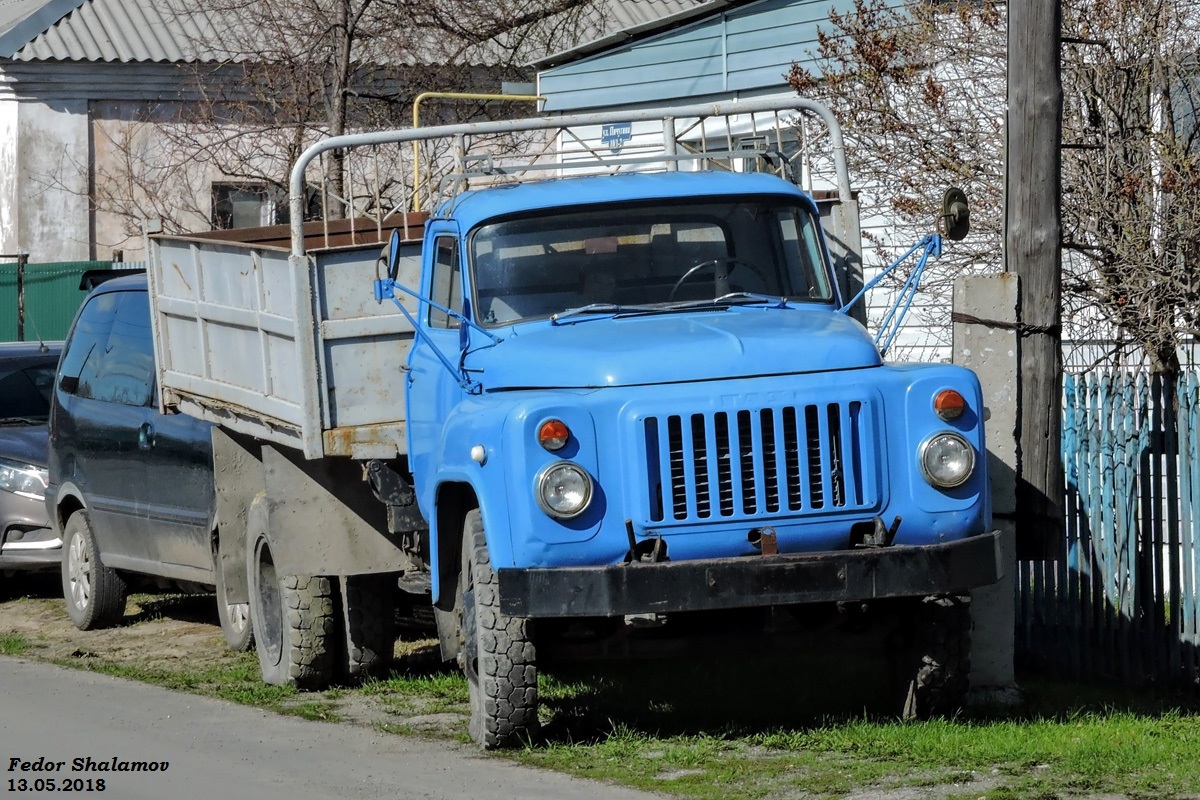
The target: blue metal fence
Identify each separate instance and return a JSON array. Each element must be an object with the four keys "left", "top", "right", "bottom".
[{"left": 1017, "top": 371, "right": 1200, "bottom": 689}]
